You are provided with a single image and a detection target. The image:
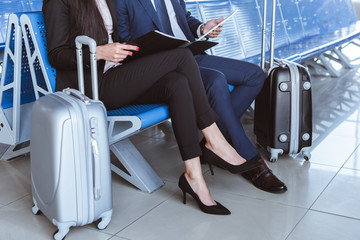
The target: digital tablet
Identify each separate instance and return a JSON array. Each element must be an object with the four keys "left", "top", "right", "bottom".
[{"left": 197, "top": 9, "right": 239, "bottom": 41}]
